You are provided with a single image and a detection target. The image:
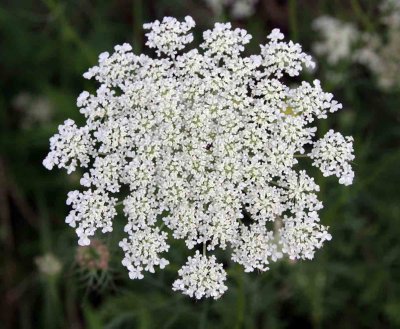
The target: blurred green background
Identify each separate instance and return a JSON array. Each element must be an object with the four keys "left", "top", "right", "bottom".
[{"left": 1, "top": 0, "right": 399, "bottom": 328}]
